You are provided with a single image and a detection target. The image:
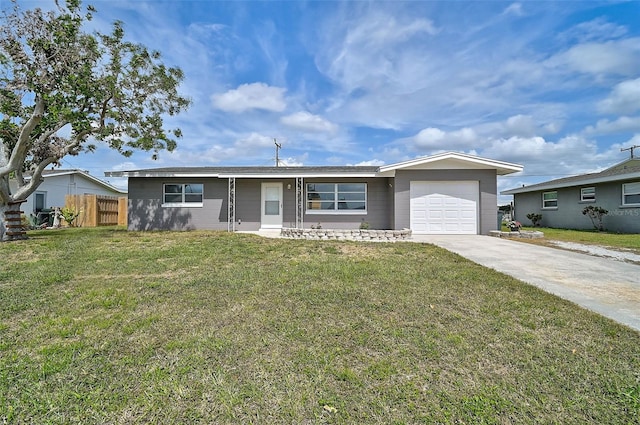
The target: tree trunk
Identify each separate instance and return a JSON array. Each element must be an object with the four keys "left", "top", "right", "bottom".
[{"left": 1, "top": 200, "right": 27, "bottom": 241}]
